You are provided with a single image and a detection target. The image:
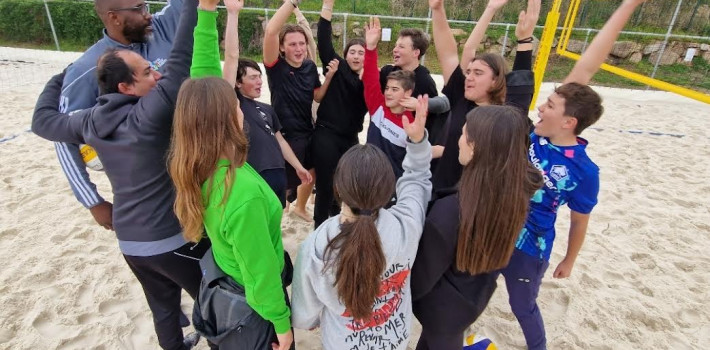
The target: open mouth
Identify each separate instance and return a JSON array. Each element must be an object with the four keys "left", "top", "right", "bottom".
[{"left": 536, "top": 114, "right": 544, "bottom": 126}]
